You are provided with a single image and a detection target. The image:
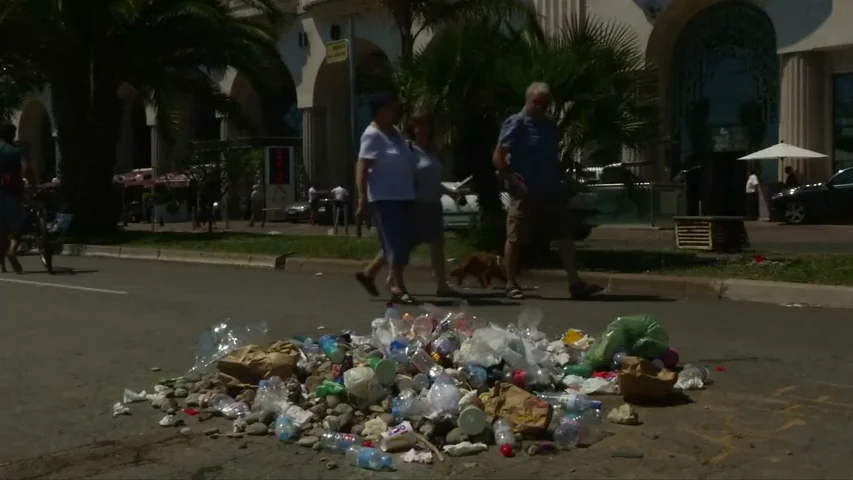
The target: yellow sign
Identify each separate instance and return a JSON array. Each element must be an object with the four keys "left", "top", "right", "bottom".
[{"left": 325, "top": 40, "right": 349, "bottom": 64}]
